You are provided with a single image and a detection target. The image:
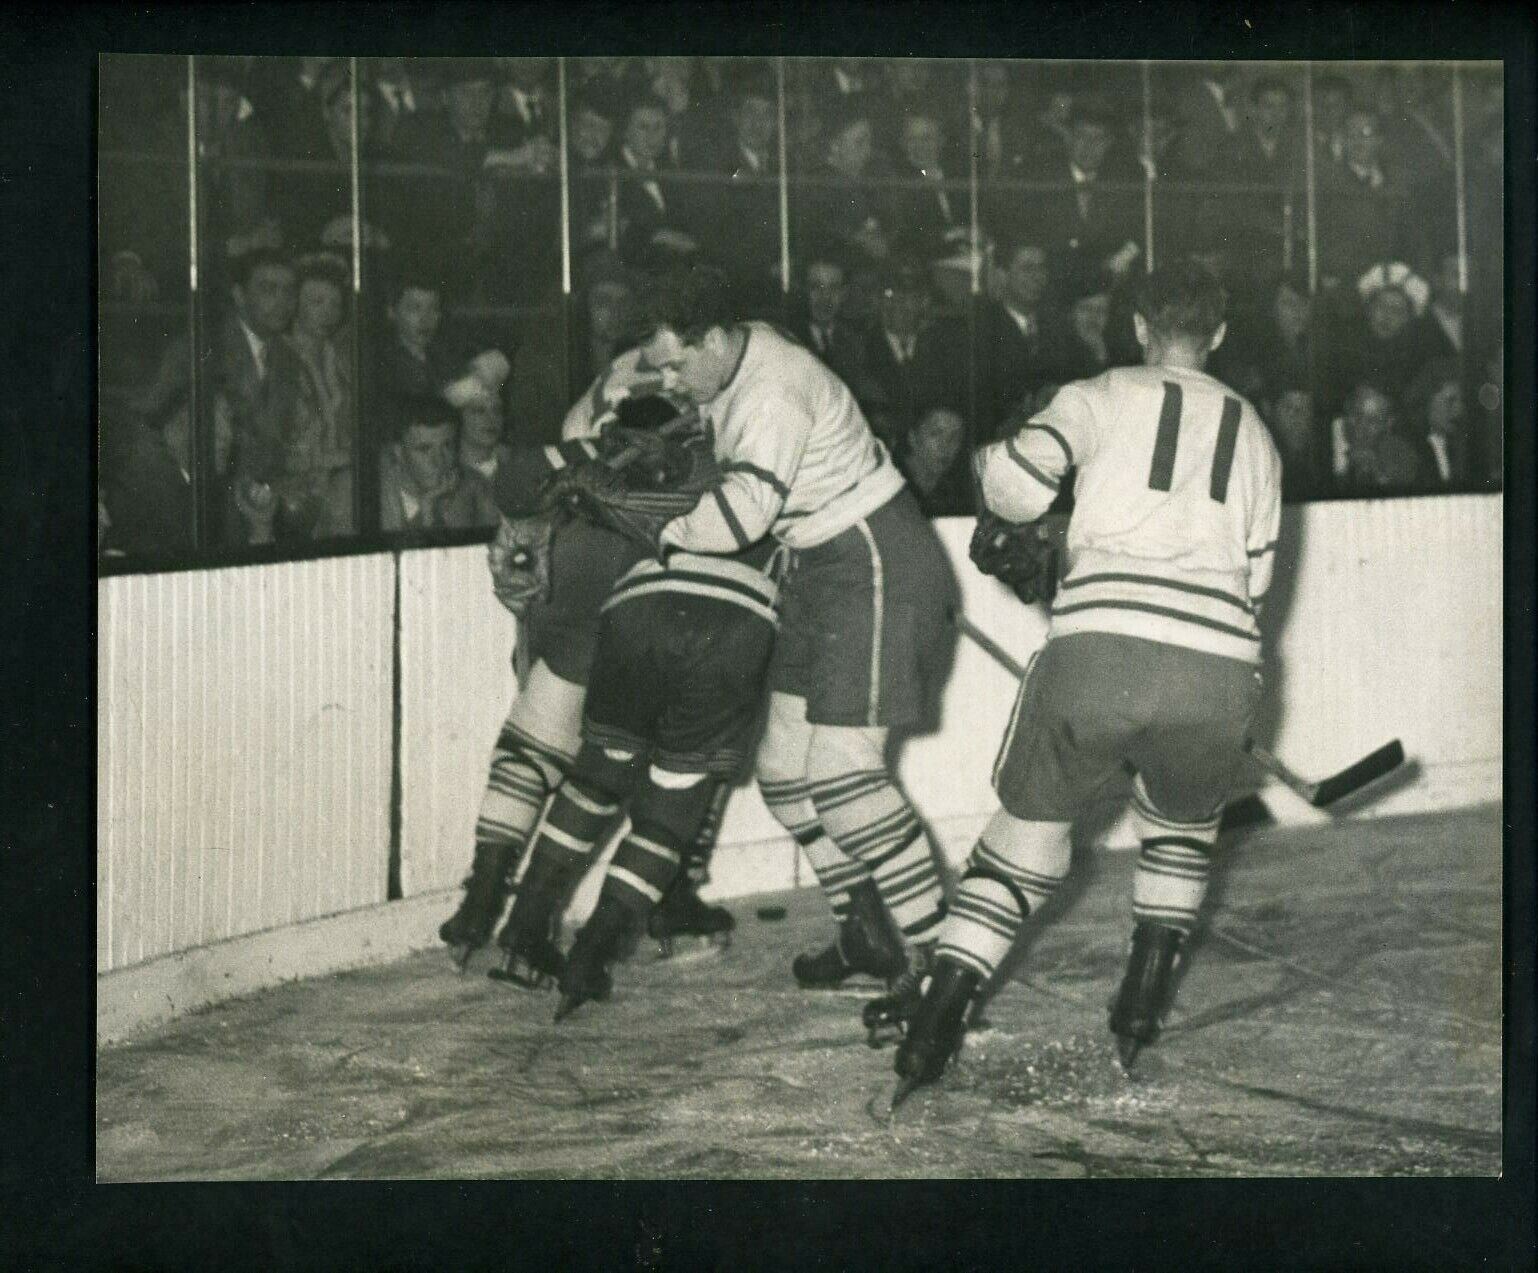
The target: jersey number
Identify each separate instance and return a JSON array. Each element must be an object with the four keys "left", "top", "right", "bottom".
[{"left": 1148, "top": 382, "right": 1242, "bottom": 502}]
